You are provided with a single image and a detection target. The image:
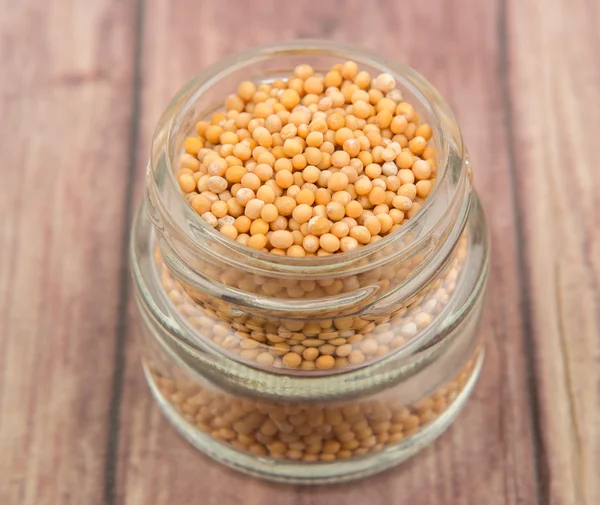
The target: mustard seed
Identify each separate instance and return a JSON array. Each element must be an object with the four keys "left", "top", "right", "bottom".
[
  {"left": 327, "top": 112, "right": 345, "bottom": 131},
  {"left": 328, "top": 172, "right": 349, "bottom": 191},
  {"left": 245, "top": 199, "right": 265, "bottom": 219},
  {"left": 416, "top": 179, "right": 433, "bottom": 198},
  {"left": 256, "top": 185, "right": 276, "bottom": 204},
  {"left": 237, "top": 81, "right": 256, "bottom": 101},
  {"left": 283, "top": 138, "right": 303, "bottom": 157},
  {"left": 287, "top": 244, "right": 306, "bottom": 257},
  {"left": 304, "top": 76, "right": 324, "bottom": 95},
  {"left": 248, "top": 234, "right": 267, "bottom": 249},
  {"left": 179, "top": 174, "right": 197, "bottom": 193},
  {"left": 412, "top": 159, "right": 432, "bottom": 180},
  {"left": 282, "top": 352, "right": 302, "bottom": 368},
  {"left": 261, "top": 203, "right": 279, "bottom": 222},
  {"left": 302, "top": 235, "right": 319, "bottom": 253},
  {"left": 308, "top": 216, "right": 331, "bottom": 236},
  {"left": 349, "top": 226, "right": 371, "bottom": 244},
  {"left": 276, "top": 170, "right": 294, "bottom": 189},
  {"left": 270, "top": 230, "right": 294, "bottom": 249},
  {"left": 344, "top": 200, "right": 363, "bottom": 219},
  {"left": 315, "top": 355, "right": 336, "bottom": 369},
  {"left": 398, "top": 183, "right": 417, "bottom": 201},
  {"left": 364, "top": 216, "right": 382, "bottom": 235},
  {"left": 392, "top": 195, "right": 413, "bottom": 211},
  {"left": 191, "top": 194, "right": 211, "bottom": 215},
  {"left": 319, "top": 233, "right": 340, "bottom": 253},
  {"left": 296, "top": 188, "right": 315, "bottom": 206},
  {"left": 374, "top": 73, "right": 396, "bottom": 93}
]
